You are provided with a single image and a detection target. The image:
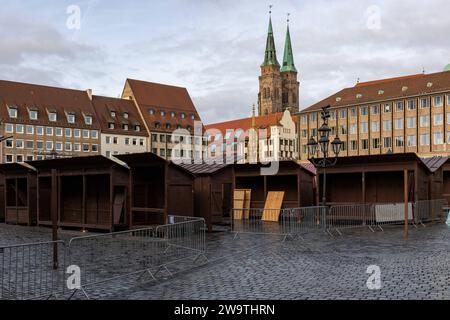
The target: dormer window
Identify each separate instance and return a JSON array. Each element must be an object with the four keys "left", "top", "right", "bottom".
[
  {"left": 180, "top": 113, "right": 186, "bottom": 119},
  {"left": 155, "top": 122, "right": 161, "bottom": 129},
  {"left": 402, "top": 86, "right": 408, "bottom": 92},
  {"left": 67, "top": 113, "right": 76, "bottom": 124},
  {"left": 176, "top": 124, "right": 182, "bottom": 129},
  {"left": 166, "top": 123, "right": 171, "bottom": 129},
  {"left": 8, "top": 106, "right": 18, "bottom": 118},
  {"left": 85, "top": 115, "right": 93, "bottom": 125},
  {"left": 171, "top": 112, "right": 176, "bottom": 118},
  {"left": 135, "top": 125, "right": 141, "bottom": 132},
  {"left": 111, "top": 111, "right": 116, "bottom": 118},
  {"left": 161, "top": 111, "right": 166, "bottom": 117},
  {"left": 149, "top": 109, "right": 155, "bottom": 115},
  {"left": 108, "top": 122, "right": 115, "bottom": 129},
  {"left": 123, "top": 124, "right": 129, "bottom": 130},
  {"left": 191, "top": 114, "right": 195, "bottom": 120},
  {"left": 48, "top": 112, "right": 57, "bottom": 122},
  {"left": 29, "top": 110, "right": 38, "bottom": 120},
  {"left": 356, "top": 94, "right": 362, "bottom": 99},
  {"left": 378, "top": 90, "right": 384, "bottom": 95},
  {"left": 123, "top": 112, "right": 129, "bottom": 119},
  {"left": 336, "top": 97, "right": 342, "bottom": 102}
]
